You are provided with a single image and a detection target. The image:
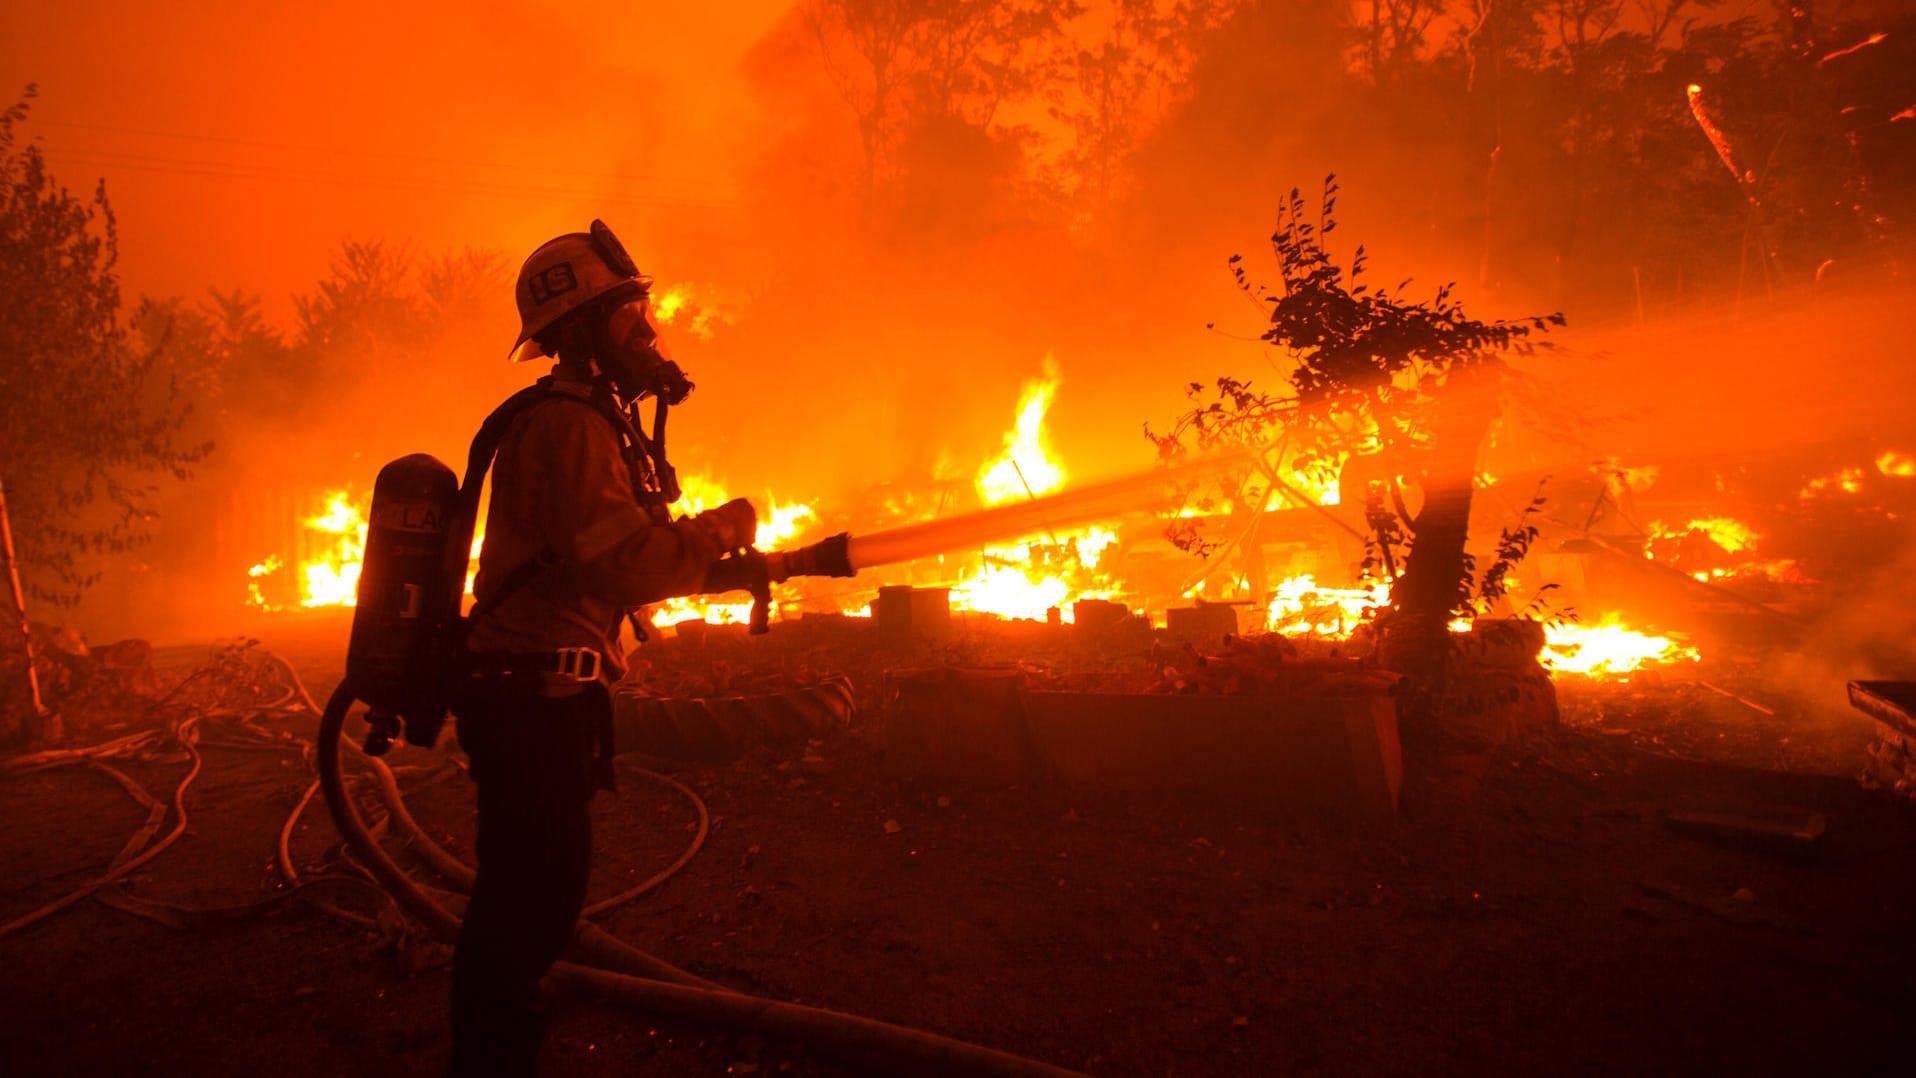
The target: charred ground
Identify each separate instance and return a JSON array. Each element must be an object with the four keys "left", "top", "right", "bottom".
[{"left": 2, "top": 616, "right": 1912, "bottom": 1077}]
